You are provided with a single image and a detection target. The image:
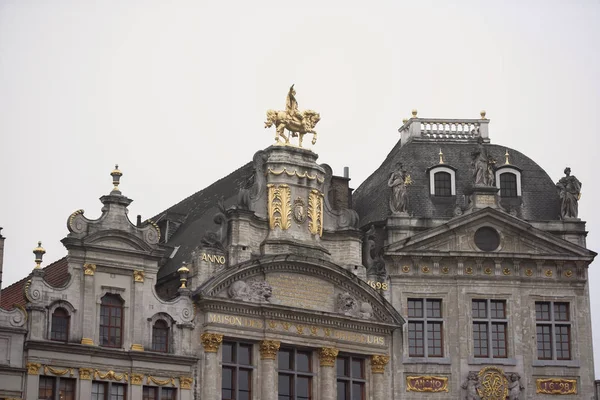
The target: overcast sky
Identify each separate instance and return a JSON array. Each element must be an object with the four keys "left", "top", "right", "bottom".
[{"left": 1, "top": 0, "right": 599, "bottom": 374}]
